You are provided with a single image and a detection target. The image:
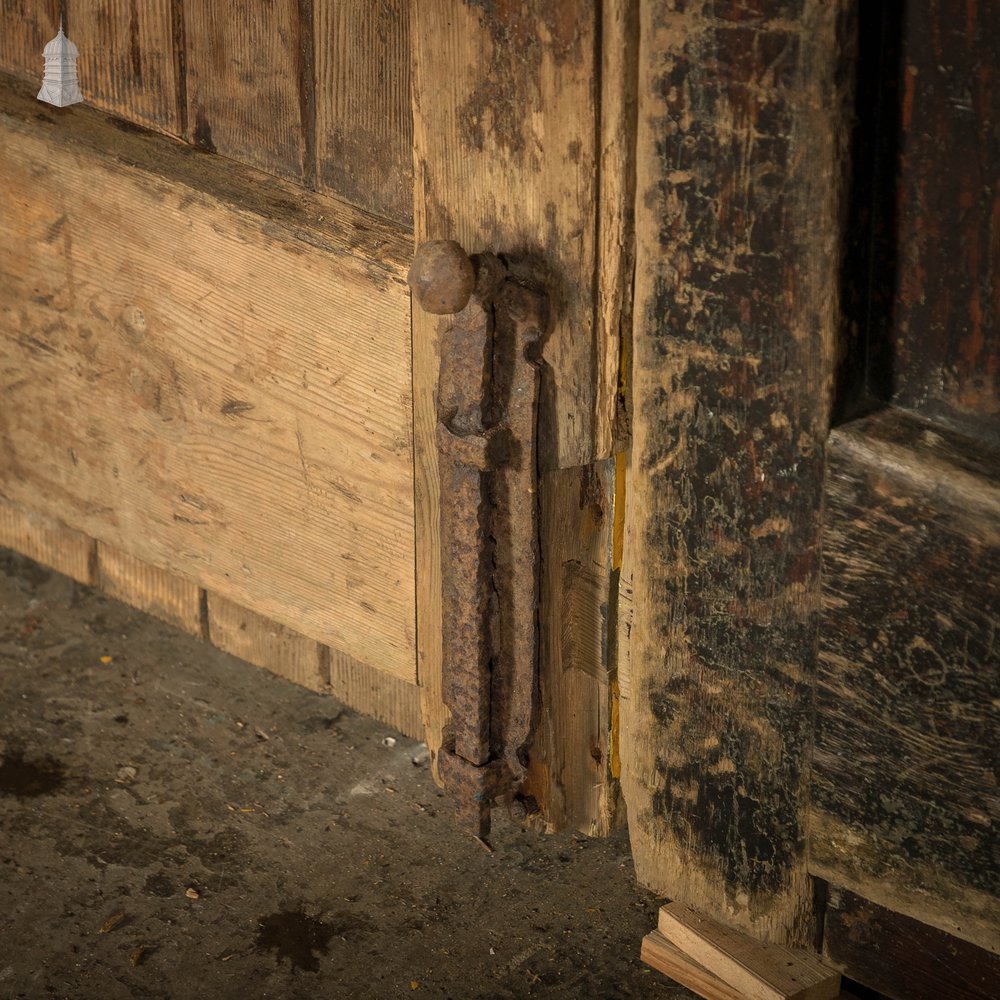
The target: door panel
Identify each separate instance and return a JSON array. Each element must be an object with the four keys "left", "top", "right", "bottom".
[
  {"left": 0, "top": 87, "right": 415, "bottom": 680},
  {"left": 813, "top": 411, "right": 1000, "bottom": 953}
]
